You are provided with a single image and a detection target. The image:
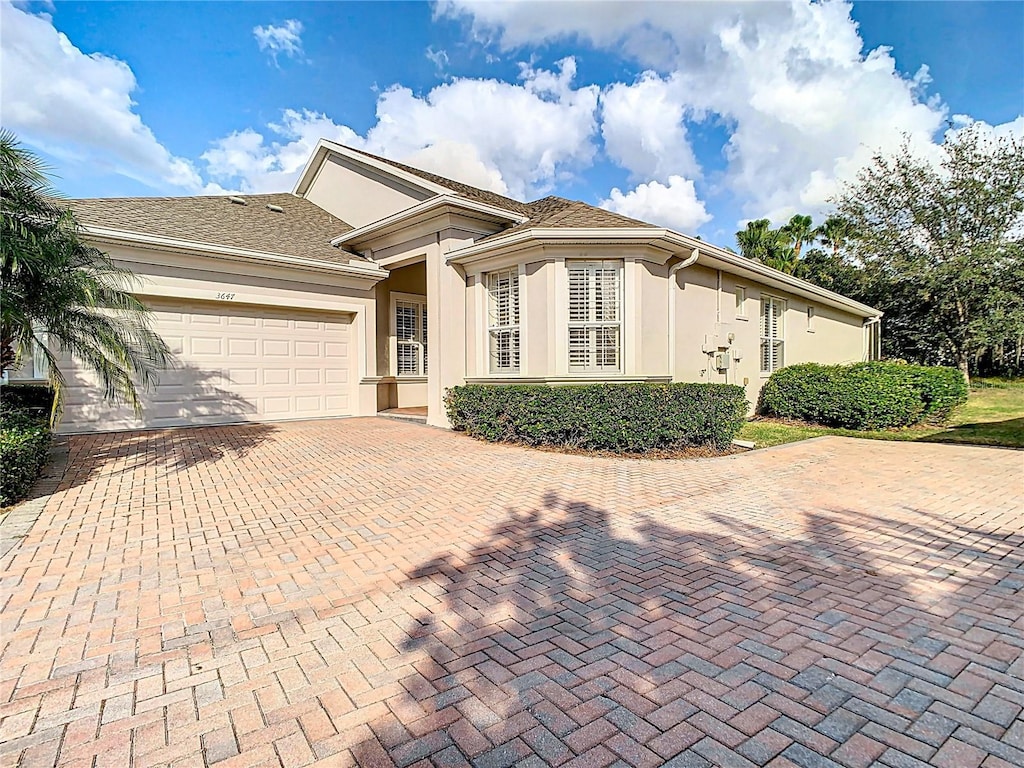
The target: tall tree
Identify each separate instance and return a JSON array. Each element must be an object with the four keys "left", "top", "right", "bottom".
[
  {"left": 779, "top": 214, "right": 815, "bottom": 260},
  {"left": 835, "top": 124, "right": 1024, "bottom": 381},
  {"left": 1, "top": 130, "right": 170, "bottom": 419},
  {"left": 815, "top": 215, "right": 856, "bottom": 258},
  {"left": 736, "top": 219, "right": 796, "bottom": 273}
]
